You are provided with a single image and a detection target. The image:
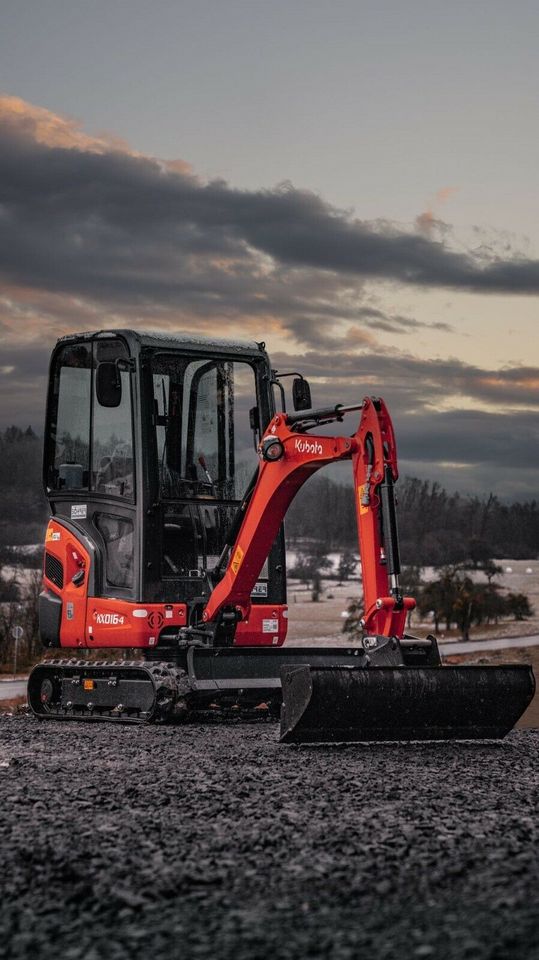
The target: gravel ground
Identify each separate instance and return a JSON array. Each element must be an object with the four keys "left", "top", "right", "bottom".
[{"left": 1, "top": 717, "right": 539, "bottom": 960}]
